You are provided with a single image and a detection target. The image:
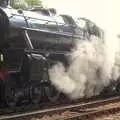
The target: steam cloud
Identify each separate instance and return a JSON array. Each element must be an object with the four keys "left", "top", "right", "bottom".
[
  {"left": 49, "top": 34, "right": 120, "bottom": 99},
  {"left": 43, "top": 0, "right": 120, "bottom": 99}
]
